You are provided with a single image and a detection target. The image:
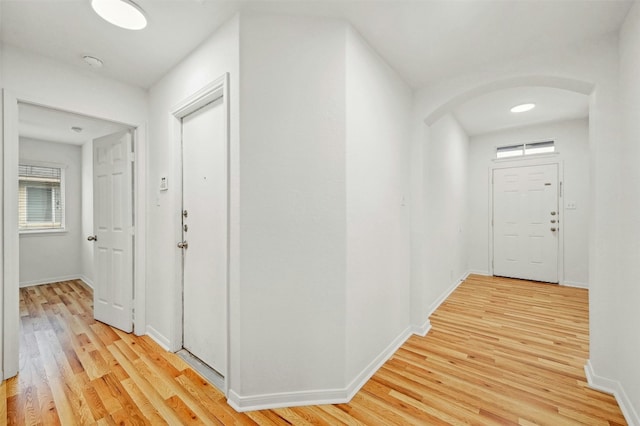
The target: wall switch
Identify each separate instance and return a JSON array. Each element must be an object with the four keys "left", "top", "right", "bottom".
[{"left": 566, "top": 202, "right": 577, "bottom": 210}]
